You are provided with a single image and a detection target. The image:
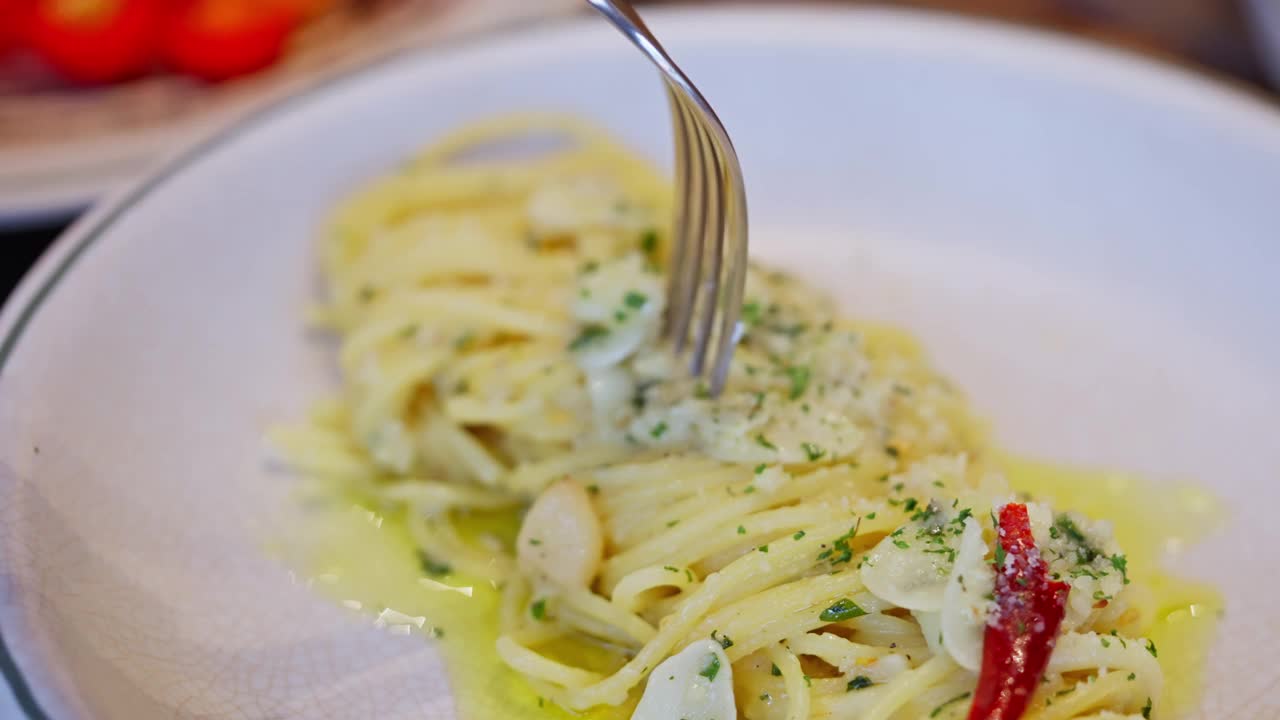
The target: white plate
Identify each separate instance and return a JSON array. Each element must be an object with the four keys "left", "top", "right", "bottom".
[
  {"left": 1, "top": 6, "right": 1278, "bottom": 719},
  {"left": 0, "top": 0, "right": 580, "bottom": 229}
]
